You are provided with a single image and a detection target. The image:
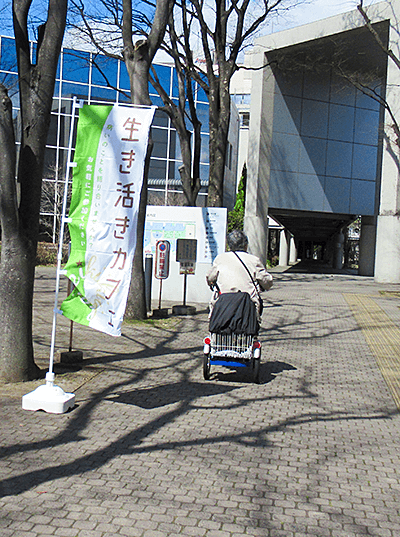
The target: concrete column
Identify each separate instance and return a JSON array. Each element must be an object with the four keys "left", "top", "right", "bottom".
[
  {"left": 358, "top": 216, "right": 376, "bottom": 277},
  {"left": 244, "top": 45, "right": 275, "bottom": 266},
  {"left": 374, "top": 8, "right": 400, "bottom": 283},
  {"left": 244, "top": 214, "right": 269, "bottom": 263},
  {"left": 324, "top": 237, "right": 334, "bottom": 266},
  {"left": 279, "top": 230, "right": 289, "bottom": 266},
  {"left": 289, "top": 235, "right": 297, "bottom": 264},
  {"left": 332, "top": 231, "right": 344, "bottom": 269},
  {"left": 375, "top": 215, "right": 400, "bottom": 282}
]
